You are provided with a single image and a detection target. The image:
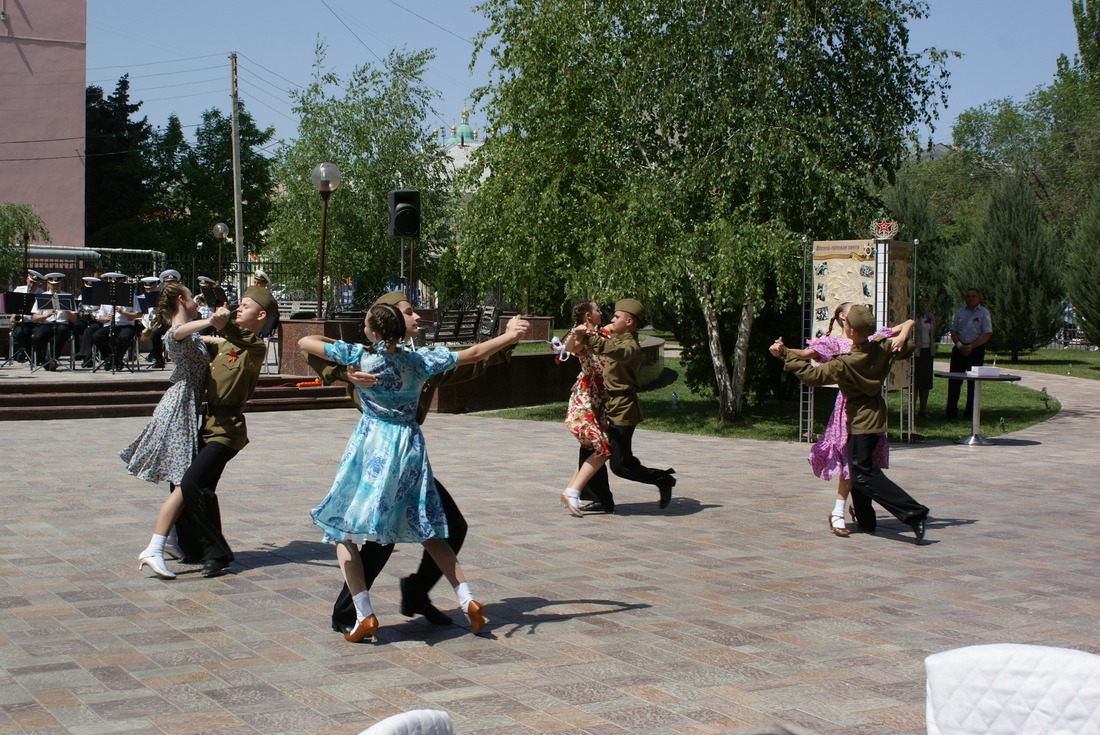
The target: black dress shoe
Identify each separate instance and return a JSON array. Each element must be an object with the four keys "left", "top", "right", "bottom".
[
  {"left": 656, "top": 471, "right": 677, "bottom": 509},
  {"left": 907, "top": 516, "right": 927, "bottom": 543},
  {"left": 331, "top": 621, "right": 354, "bottom": 635},
  {"left": 201, "top": 558, "right": 232, "bottom": 577},
  {"left": 177, "top": 555, "right": 203, "bottom": 564},
  {"left": 580, "top": 500, "right": 614, "bottom": 513},
  {"left": 400, "top": 577, "right": 453, "bottom": 625},
  {"left": 151, "top": 360, "right": 165, "bottom": 369}
]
